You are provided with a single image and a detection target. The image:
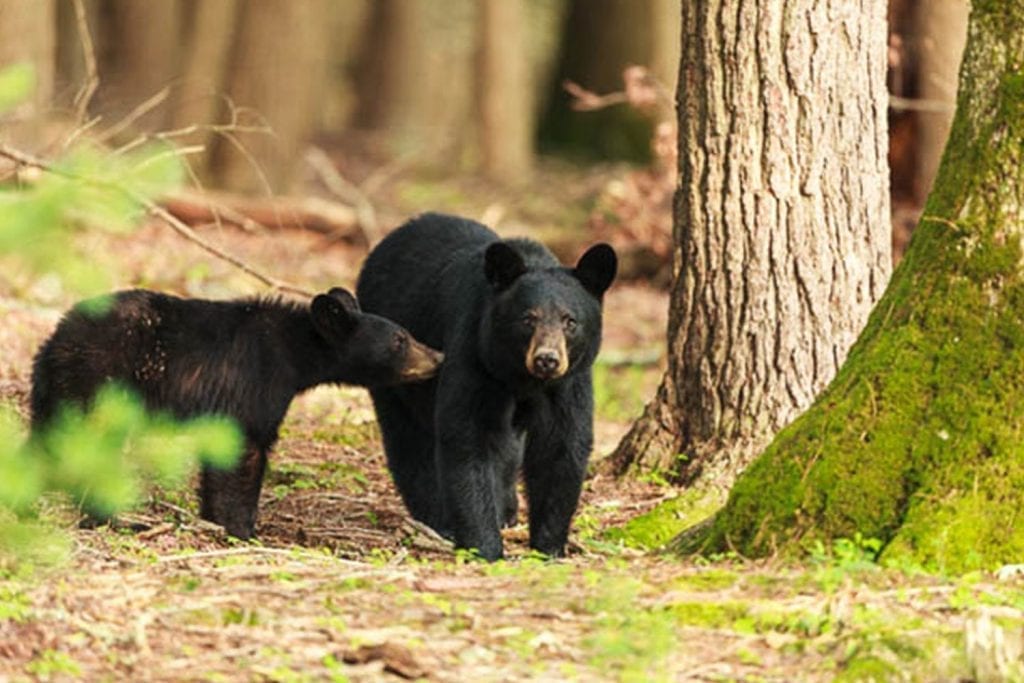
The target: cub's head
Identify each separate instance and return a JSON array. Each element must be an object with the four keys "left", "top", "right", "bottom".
[
  {"left": 484, "top": 241, "right": 617, "bottom": 382},
  {"left": 311, "top": 288, "right": 443, "bottom": 386}
]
